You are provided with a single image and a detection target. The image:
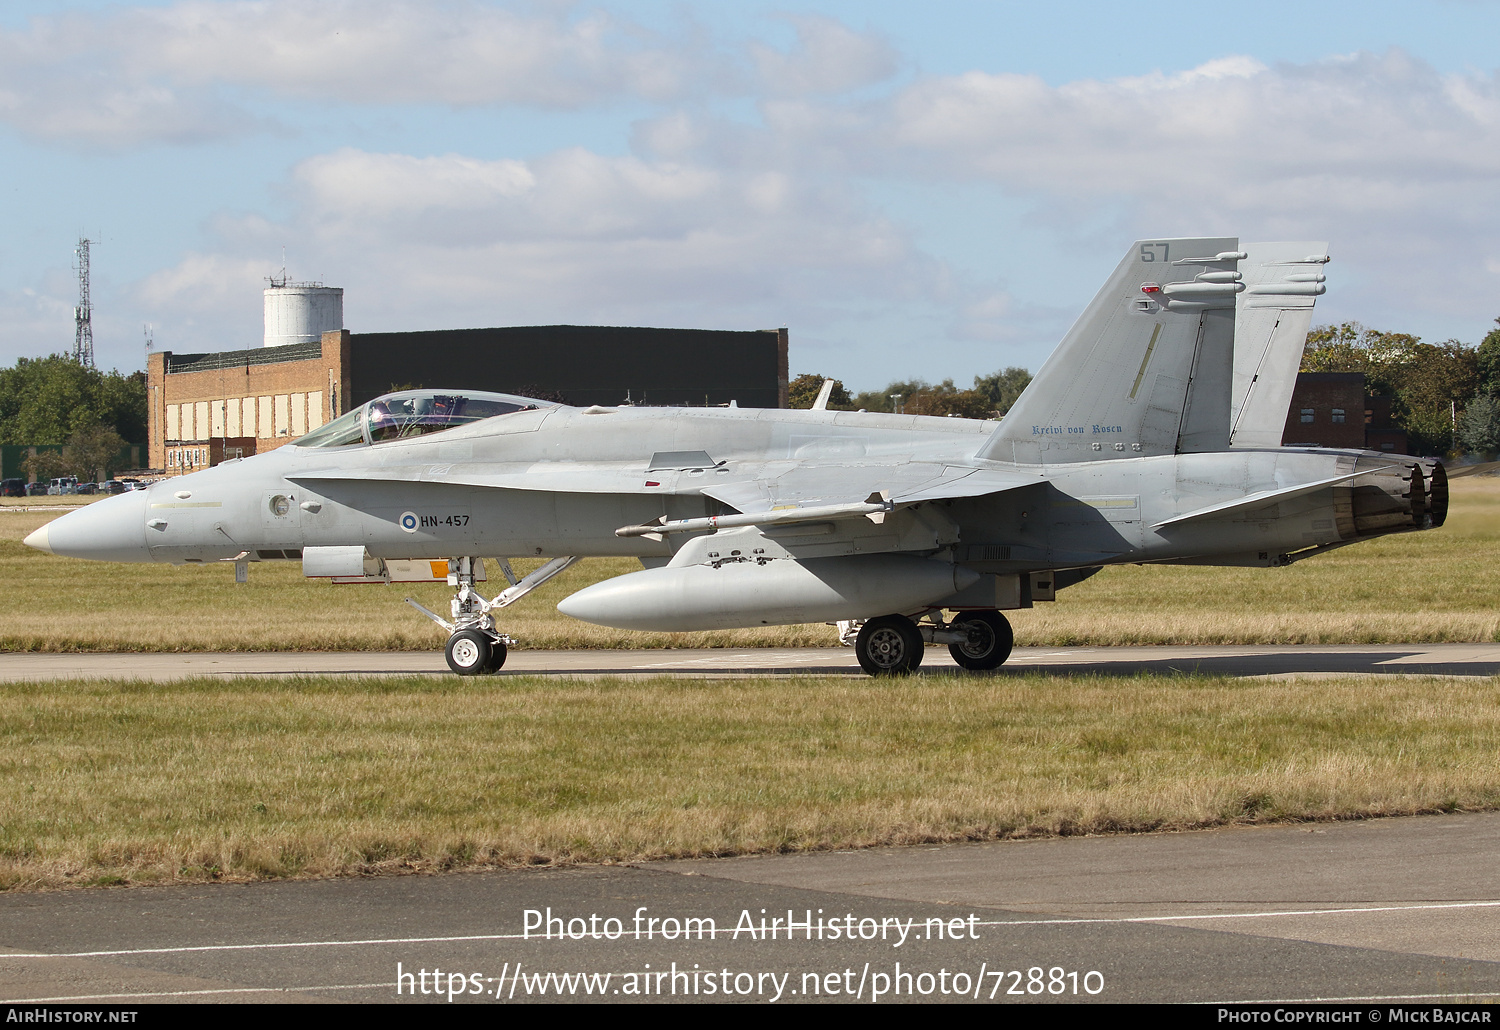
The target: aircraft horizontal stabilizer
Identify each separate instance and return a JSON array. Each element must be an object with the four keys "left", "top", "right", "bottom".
[{"left": 1153, "top": 466, "right": 1396, "bottom": 529}]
